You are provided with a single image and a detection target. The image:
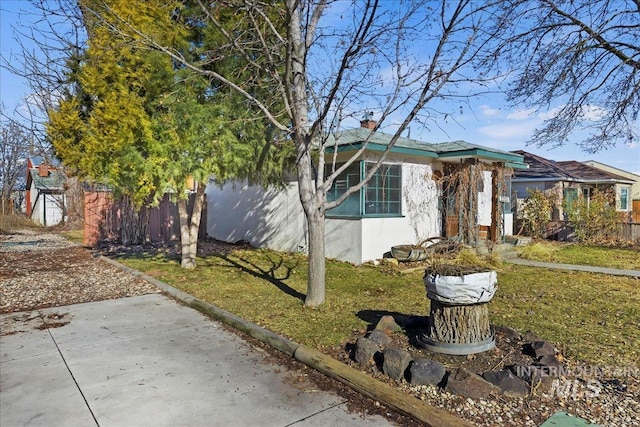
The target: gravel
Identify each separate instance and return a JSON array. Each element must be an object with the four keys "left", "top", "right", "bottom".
[{"left": 0, "top": 230, "right": 159, "bottom": 315}]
